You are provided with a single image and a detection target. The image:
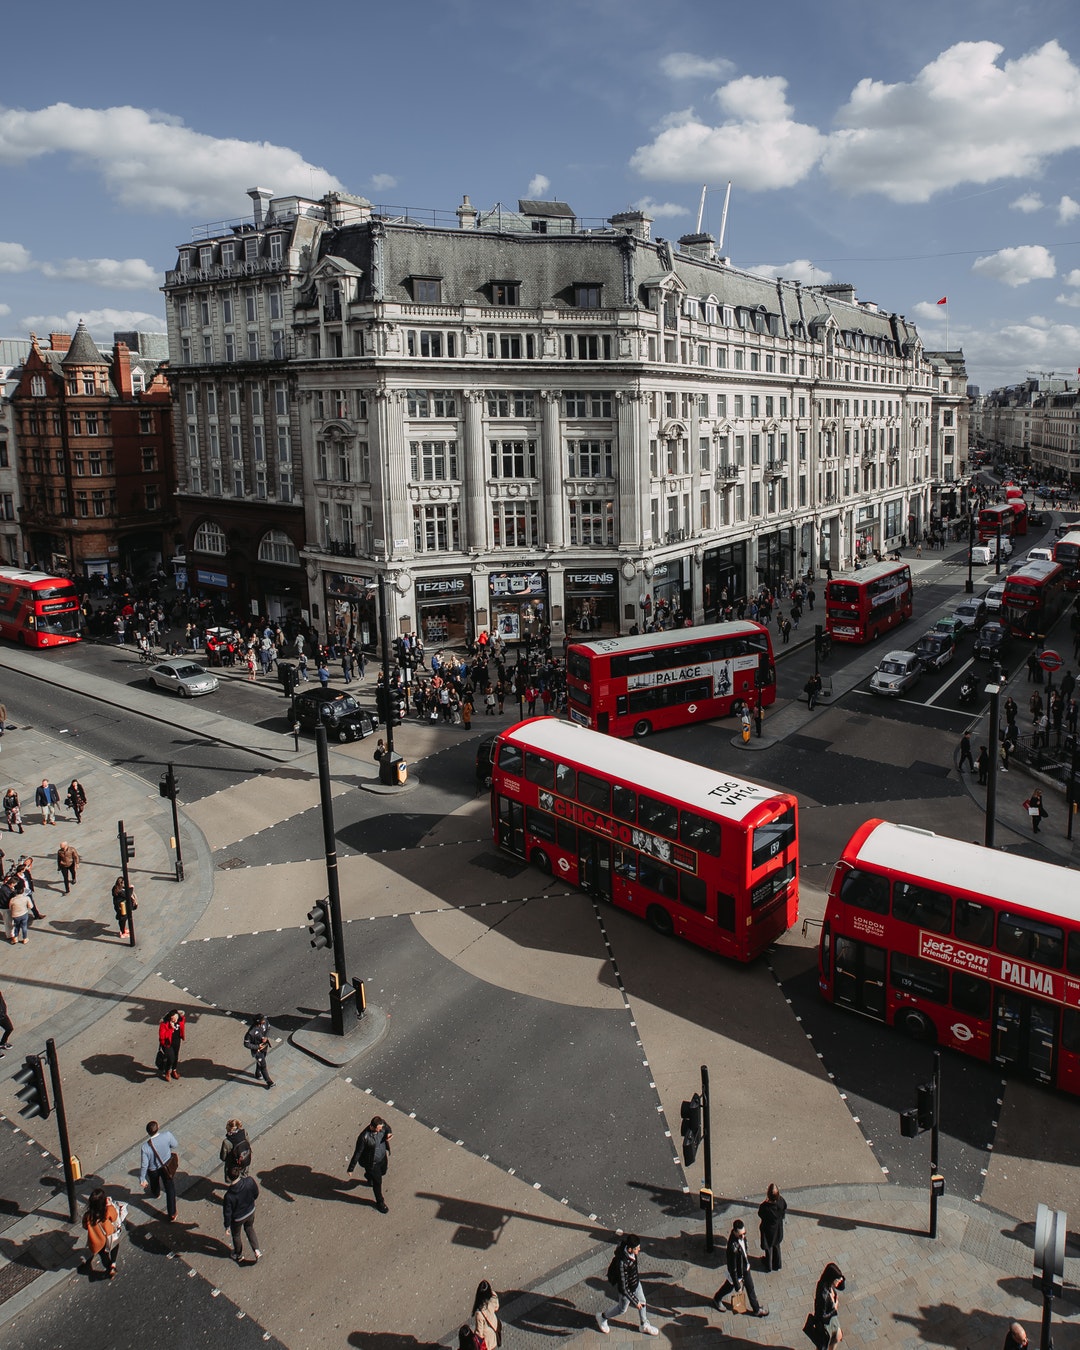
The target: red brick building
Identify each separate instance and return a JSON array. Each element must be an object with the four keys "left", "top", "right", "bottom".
[{"left": 11, "top": 324, "right": 177, "bottom": 581}]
